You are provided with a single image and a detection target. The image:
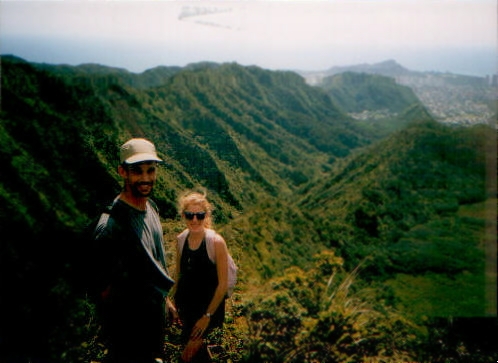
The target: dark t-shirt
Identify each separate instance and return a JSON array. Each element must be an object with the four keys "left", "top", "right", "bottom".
[
  {"left": 94, "top": 198, "right": 173, "bottom": 300},
  {"left": 92, "top": 198, "right": 174, "bottom": 359}
]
